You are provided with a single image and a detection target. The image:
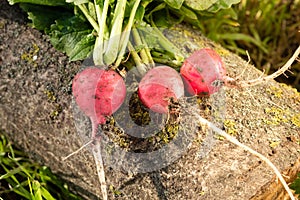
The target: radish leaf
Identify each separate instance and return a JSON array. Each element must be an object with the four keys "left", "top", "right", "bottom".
[
  {"left": 49, "top": 16, "right": 95, "bottom": 61},
  {"left": 8, "top": 0, "right": 67, "bottom": 6},
  {"left": 19, "top": 3, "right": 73, "bottom": 31},
  {"left": 164, "top": 0, "right": 184, "bottom": 9}
]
